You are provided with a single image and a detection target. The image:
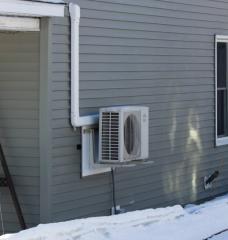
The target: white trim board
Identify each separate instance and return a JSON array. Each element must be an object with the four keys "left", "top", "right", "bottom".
[
  {"left": 0, "top": 16, "right": 40, "bottom": 31},
  {"left": 216, "top": 136, "right": 228, "bottom": 146},
  {"left": 0, "top": 0, "right": 65, "bottom": 17}
]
